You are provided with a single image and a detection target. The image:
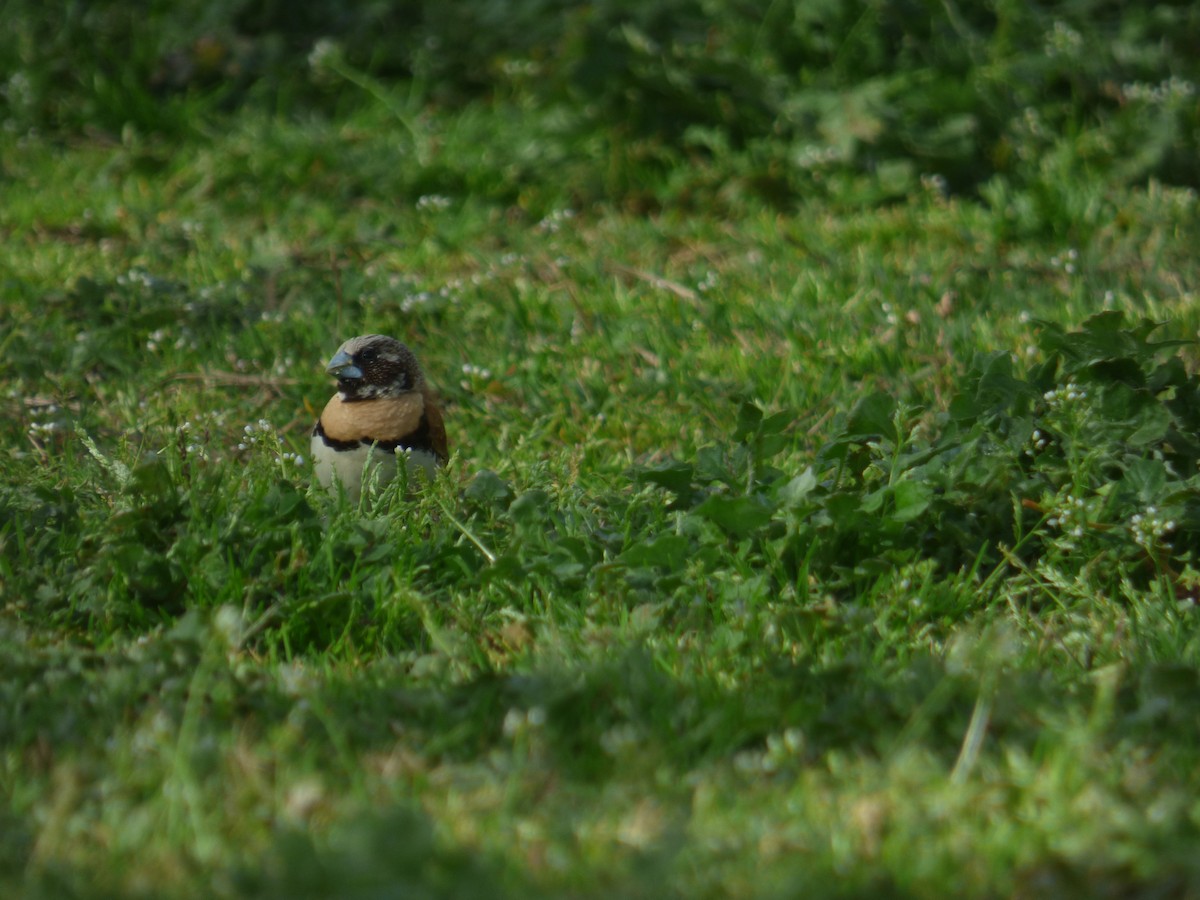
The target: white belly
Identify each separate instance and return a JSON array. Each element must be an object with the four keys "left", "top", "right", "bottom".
[{"left": 311, "top": 435, "right": 437, "bottom": 501}]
